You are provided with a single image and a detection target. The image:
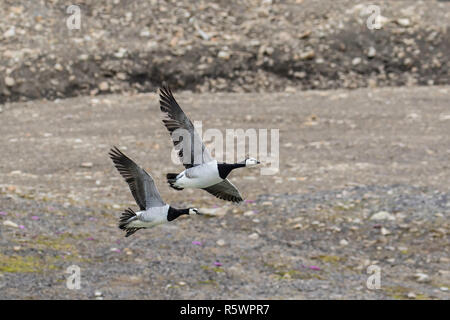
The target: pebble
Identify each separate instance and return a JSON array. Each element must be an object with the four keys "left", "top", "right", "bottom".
[
  {"left": 397, "top": 18, "right": 410, "bottom": 27},
  {"left": 199, "top": 207, "right": 227, "bottom": 217},
  {"left": 3, "top": 220, "right": 19, "bottom": 228},
  {"left": 340, "top": 239, "right": 349, "bottom": 246},
  {"left": 80, "top": 162, "right": 93, "bottom": 168},
  {"left": 216, "top": 239, "right": 226, "bottom": 246},
  {"left": 299, "top": 49, "right": 315, "bottom": 60},
  {"left": 244, "top": 210, "right": 255, "bottom": 217},
  {"left": 352, "top": 57, "right": 362, "bottom": 65},
  {"left": 3, "top": 27, "right": 15, "bottom": 38},
  {"left": 114, "top": 48, "right": 127, "bottom": 58},
  {"left": 218, "top": 50, "right": 231, "bottom": 60},
  {"left": 99, "top": 82, "right": 109, "bottom": 91},
  {"left": 370, "top": 211, "right": 396, "bottom": 221},
  {"left": 367, "top": 47, "right": 376, "bottom": 58},
  {"left": 4, "top": 77, "right": 15, "bottom": 87},
  {"left": 248, "top": 233, "right": 259, "bottom": 240},
  {"left": 414, "top": 273, "right": 430, "bottom": 283},
  {"left": 407, "top": 292, "right": 416, "bottom": 299},
  {"left": 294, "top": 71, "right": 306, "bottom": 79}
]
